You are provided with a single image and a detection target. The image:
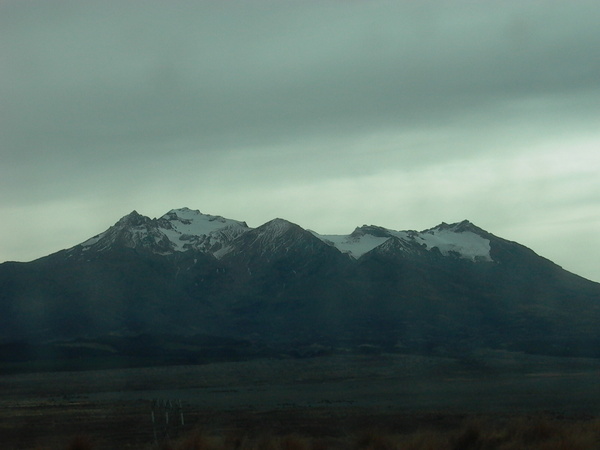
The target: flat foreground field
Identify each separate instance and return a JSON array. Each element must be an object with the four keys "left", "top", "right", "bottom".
[{"left": 1, "top": 353, "right": 600, "bottom": 449}]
